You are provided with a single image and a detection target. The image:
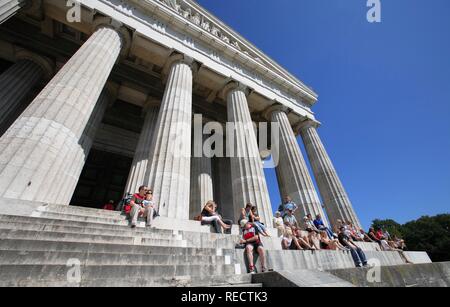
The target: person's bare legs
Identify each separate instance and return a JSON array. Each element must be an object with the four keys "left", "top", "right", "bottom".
[
  {"left": 298, "top": 237, "right": 314, "bottom": 250},
  {"left": 257, "top": 246, "right": 266, "bottom": 272},
  {"left": 292, "top": 237, "right": 304, "bottom": 250},
  {"left": 246, "top": 244, "right": 255, "bottom": 271}
]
